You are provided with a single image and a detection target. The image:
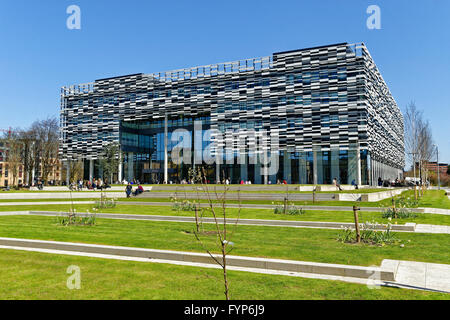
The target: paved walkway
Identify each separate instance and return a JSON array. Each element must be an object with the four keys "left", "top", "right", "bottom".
[
  {"left": 1, "top": 211, "right": 449, "bottom": 234},
  {"left": 0, "top": 192, "right": 125, "bottom": 200},
  {"left": 389, "top": 260, "right": 450, "bottom": 293},
  {"left": 1, "top": 200, "right": 449, "bottom": 215},
  {"left": 415, "top": 224, "right": 450, "bottom": 234}
]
